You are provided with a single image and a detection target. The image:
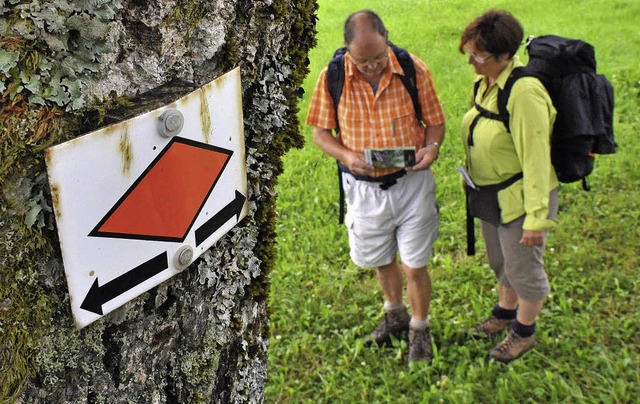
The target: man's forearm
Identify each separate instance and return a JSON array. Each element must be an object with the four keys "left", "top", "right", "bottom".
[
  {"left": 313, "top": 127, "right": 349, "bottom": 162},
  {"left": 312, "top": 126, "right": 374, "bottom": 176},
  {"left": 424, "top": 123, "right": 445, "bottom": 147}
]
